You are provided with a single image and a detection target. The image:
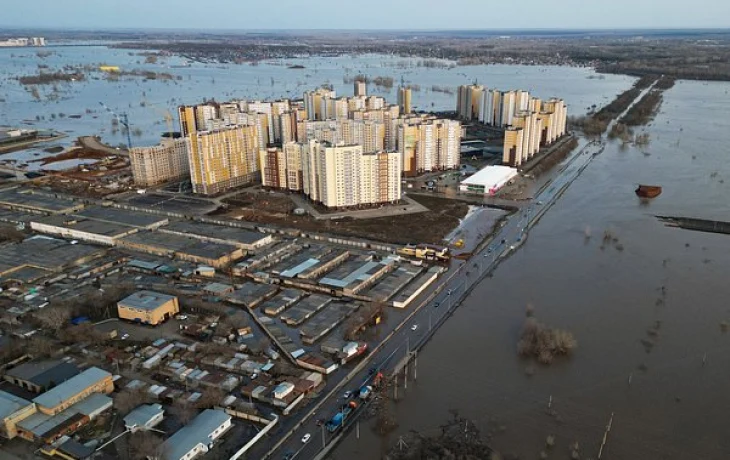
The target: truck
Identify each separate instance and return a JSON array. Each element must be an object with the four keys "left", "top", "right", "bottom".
[
  {"left": 397, "top": 244, "right": 450, "bottom": 262},
  {"left": 325, "top": 413, "right": 344, "bottom": 432}
]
